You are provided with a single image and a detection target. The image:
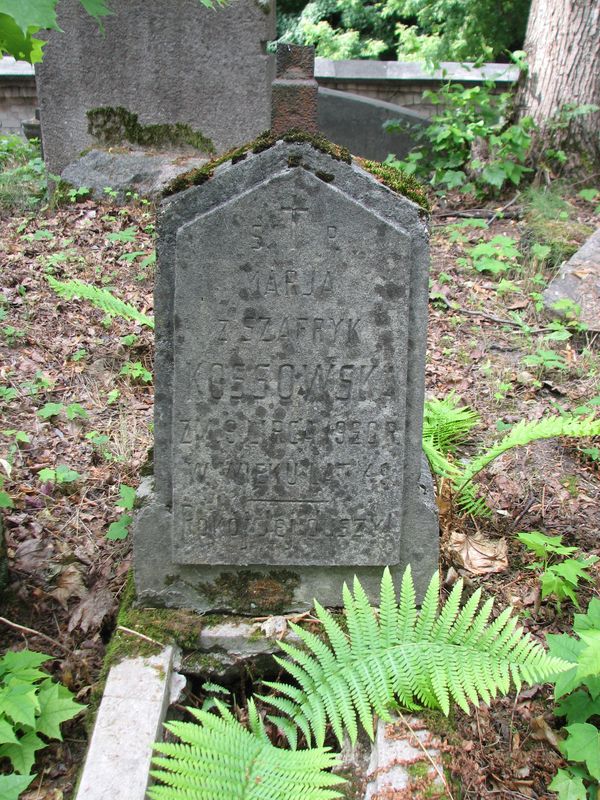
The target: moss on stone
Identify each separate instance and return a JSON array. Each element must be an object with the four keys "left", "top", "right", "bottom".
[
  {"left": 358, "top": 158, "right": 430, "bottom": 211},
  {"left": 198, "top": 570, "right": 300, "bottom": 614},
  {"left": 86, "top": 106, "right": 215, "bottom": 154}
]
